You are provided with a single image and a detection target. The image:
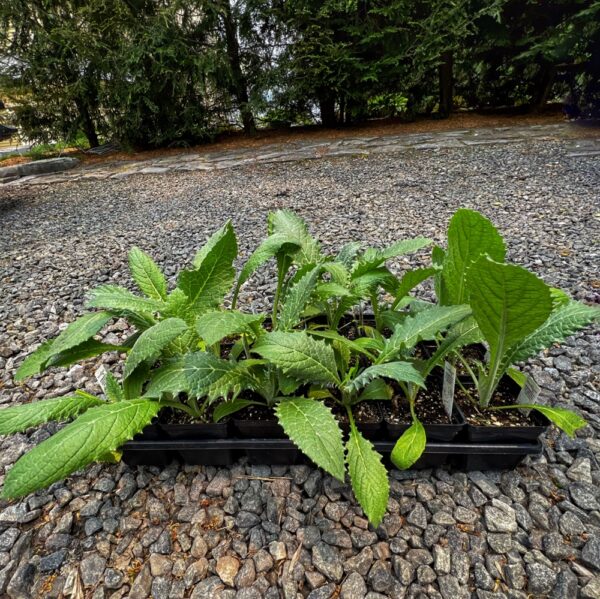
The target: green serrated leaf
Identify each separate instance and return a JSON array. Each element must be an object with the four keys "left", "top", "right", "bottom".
[
  {"left": 233, "top": 234, "right": 302, "bottom": 304},
  {"left": 185, "top": 352, "right": 233, "bottom": 394},
  {"left": 321, "top": 261, "right": 350, "bottom": 286},
  {"left": 276, "top": 398, "right": 345, "bottom": 480},
  {"left": 105, "top": 373, "right": 124, "bottom": 402},
  {"left": 0, "top": 395, "right": 104, "bottom": 436},
  {"left": 15, "top": 313, "right": 114, "bottom": 380},
  {"left": 109, "top": 310, "right": 156, "bottom": 331},
  {"left": 161, "top": 288, "right": 191, "bottom": 320},
  {"left": 129, "top": 247, "right": 168, "bottom": 301},
  {"left": 192, "top": 221, "right": 236, "bottom": 269},
  {"left": 145, "top": 359, "right": 191, "bottom": 398},
  {"left": 124, "top": 318, "right": 188, "bottom": 379},
  {"left": 123, "top": 362, "right": 151, "bottom": 400},
  {"left": 279, "top": 266, "right": 321, "bottom": 331},
  {"left": 315, "top": 282, "right": 352, "bottom": 300},
  {"left": 346, "top": 423, "right": 389, "bottom": 527},
  {"left": 379, "top": 237, "right": 433, "bottom": 261},
  {"left": 268, "top": 210, "right": 322, "bottom": 265},
  {"left": 350, "top": 266, "right": 397, "bottom": 293},
  {"left": 379, "top": 305, "right": 472, "bottom": 362},
  {"left": 196, "top": 310, "right": 265, "bottom": 346},
  {"left": 185, "top": 352, "right": 259, "bottom": 401},
  {"left": 391, "top": 417, "right": 426, "bottom": 470},
  {"left": 393, "top": 267, "right": 440, "bottom": 306},
  {"left": 443, "top": 208, "right": 506, "bottom": 305},
  {"left": 336, "top": 242, "right": 362, "bottom": 269},
  {"left": 550, "top": 287, "right": 570, "bottom": 309},
  {"left": 206, "top": 361, "right": 262, "bottom": 401},
  {"left": 522, "top": 405, "right": 587, "bottom": 438},
  {"left": 50, "top": 312, "right": 113, "bottom": 356},
  {"left": 277, "top": 370, "right": 301, "bottom": 395},
  {"left": 468, "top": 258, "right": 552, "bottom": 354},
  {"left": 349, "top": 361, "right": 424, "bottom": 392},
  {"left": 87, "top": 285, "right": 164, "bottom": 315},
  {"left": 307, "top": 330, "right": 375, "bottom": 359},
  {"left": 357, "top": 379, "right": 393, "bottom": 401},
  {"left": 422, "top": 316, "right": 482, "bottom": 378},
  {"left": 507, "top": 301, "right": 600, "bottom": 365},
  {"left": 47, "top": 340, "right": 123, "bottom": 369},
  {"left": 1, "top": 399, "right": 160, "bottom": 499},
  {"left": 253, "top": 331, "right": 340, "bottom": 386},
  {"left": 178, "top": 222, "right": 237, "bottom": 314},
  {"left": 15, "top": 340, "right": 56, "bottom": 381},
  {"left": 353, "top": 238, "right": 431, "bottom": 280}
]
